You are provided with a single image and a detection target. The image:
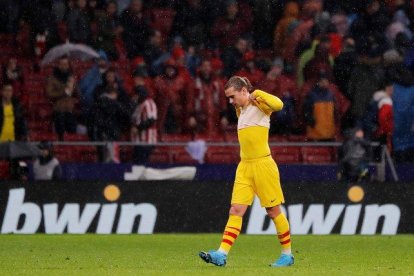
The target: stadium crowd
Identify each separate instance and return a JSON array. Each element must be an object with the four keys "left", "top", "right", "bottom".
[{"left": 1, "top": 0, "right": 414, "bottom": 166}]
